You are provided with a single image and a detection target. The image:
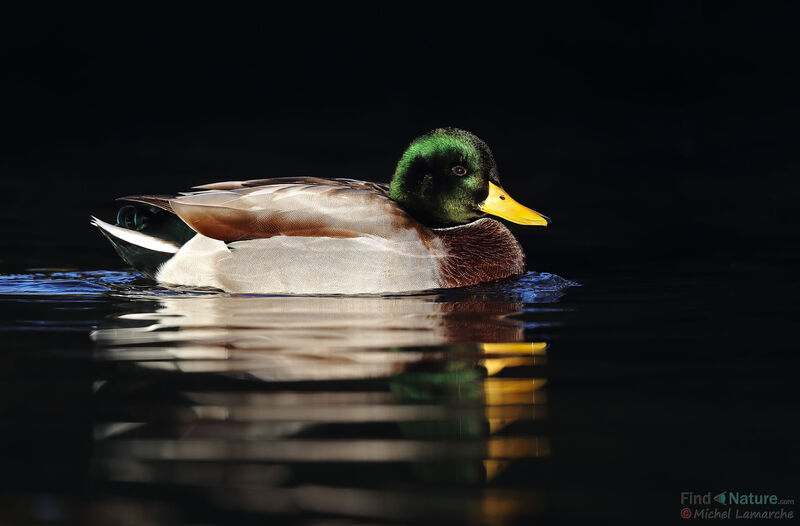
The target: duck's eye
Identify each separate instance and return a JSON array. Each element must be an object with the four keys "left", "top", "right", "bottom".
[{"left": 451, "top": 165, "right": 468, "bottom": 176}]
